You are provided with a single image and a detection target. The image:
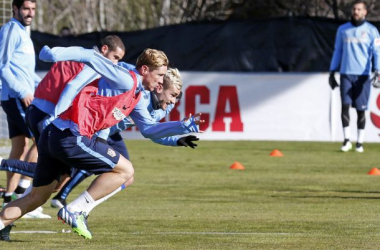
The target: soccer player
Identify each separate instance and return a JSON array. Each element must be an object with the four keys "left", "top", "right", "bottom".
[
  {"left": 26, "top": 35, "right": 125, "bottom": 143},
  {"left": 50, "top": 68, "right": 198, "bottom": 209},
  {"left": 0, "top": 0, "right": 39, "bottom": 211},
  {"left": 0, "top": 46, "right": 203, "bottom": 240},
  {"left": 25, "top": 35, "right": 125, "bottom": 211},
  {"left": 329, "top": 0, "right": 380, "bottom": 153},
  {"left": 5, "top": 35, "right": 125, "bottom": 220}
]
